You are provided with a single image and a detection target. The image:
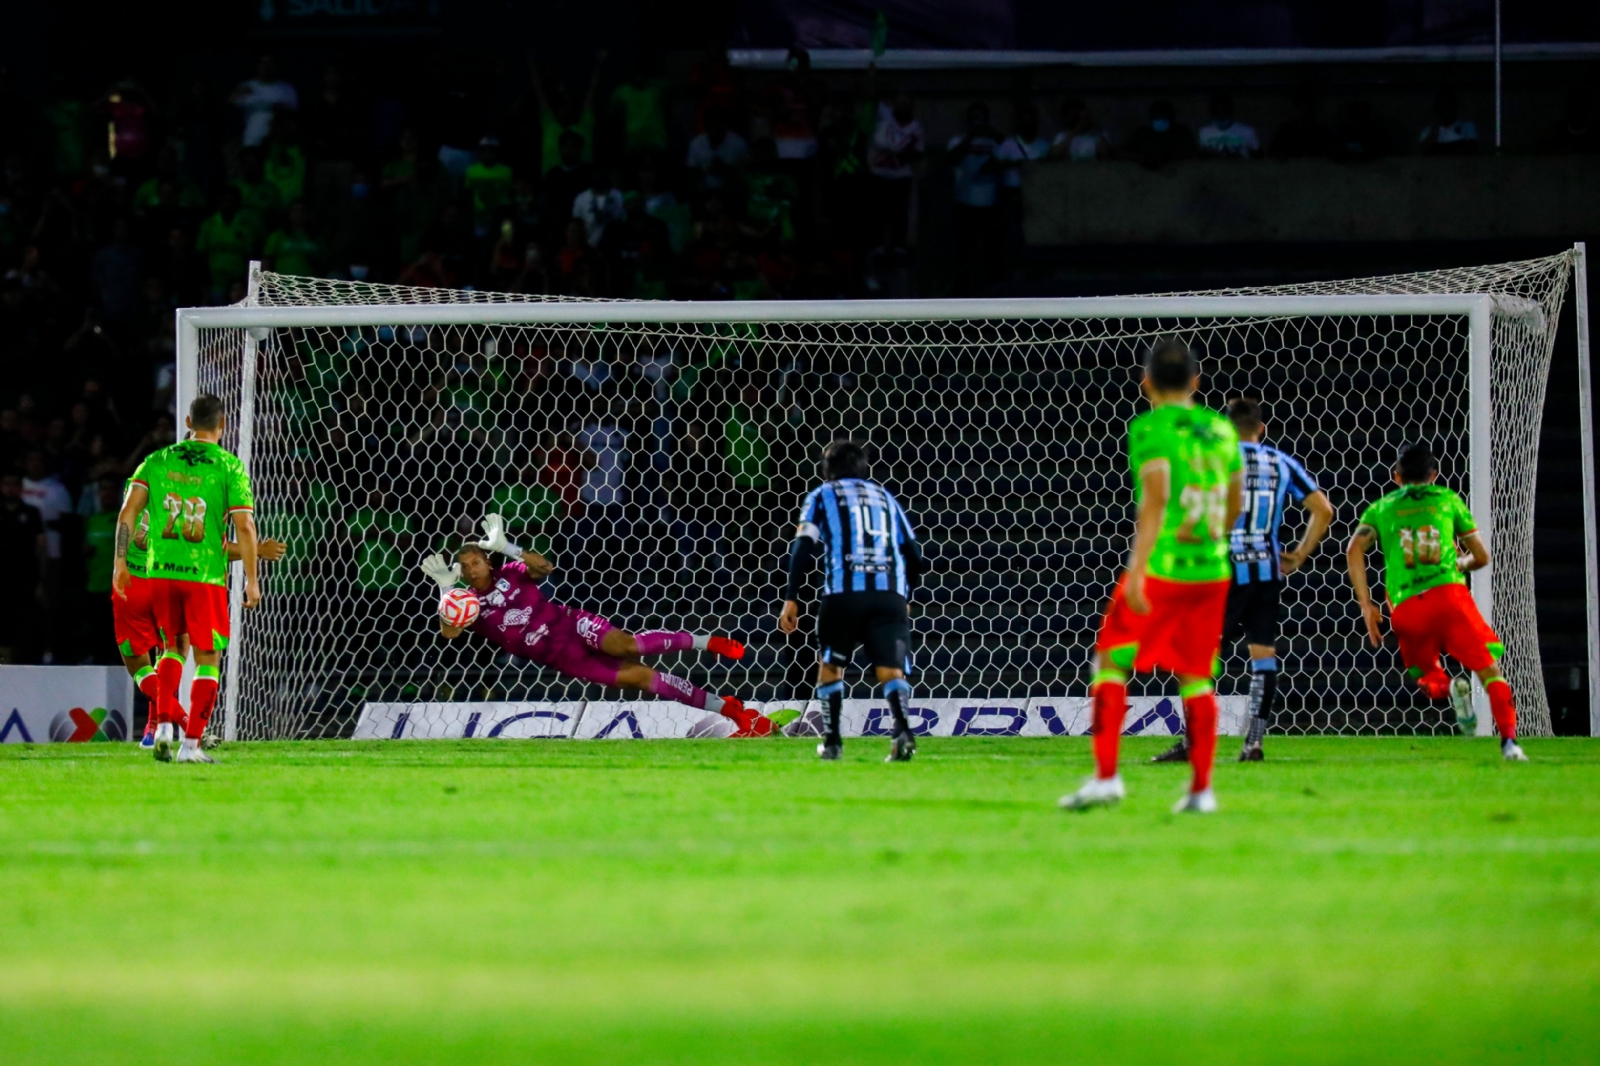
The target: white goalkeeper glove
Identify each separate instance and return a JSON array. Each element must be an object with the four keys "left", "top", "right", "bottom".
[
  {"left": 420, "top": 552, "right": 460, "bottom": 591},
  {"left": 475, "top": 513, "right": 524, "bottom": 558}
]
